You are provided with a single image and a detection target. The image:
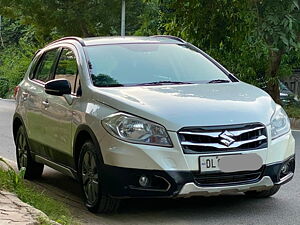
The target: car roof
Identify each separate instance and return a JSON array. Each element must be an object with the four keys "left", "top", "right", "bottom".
[{"left": 47, "top": 35, "right": 186, "bottom": 47}]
